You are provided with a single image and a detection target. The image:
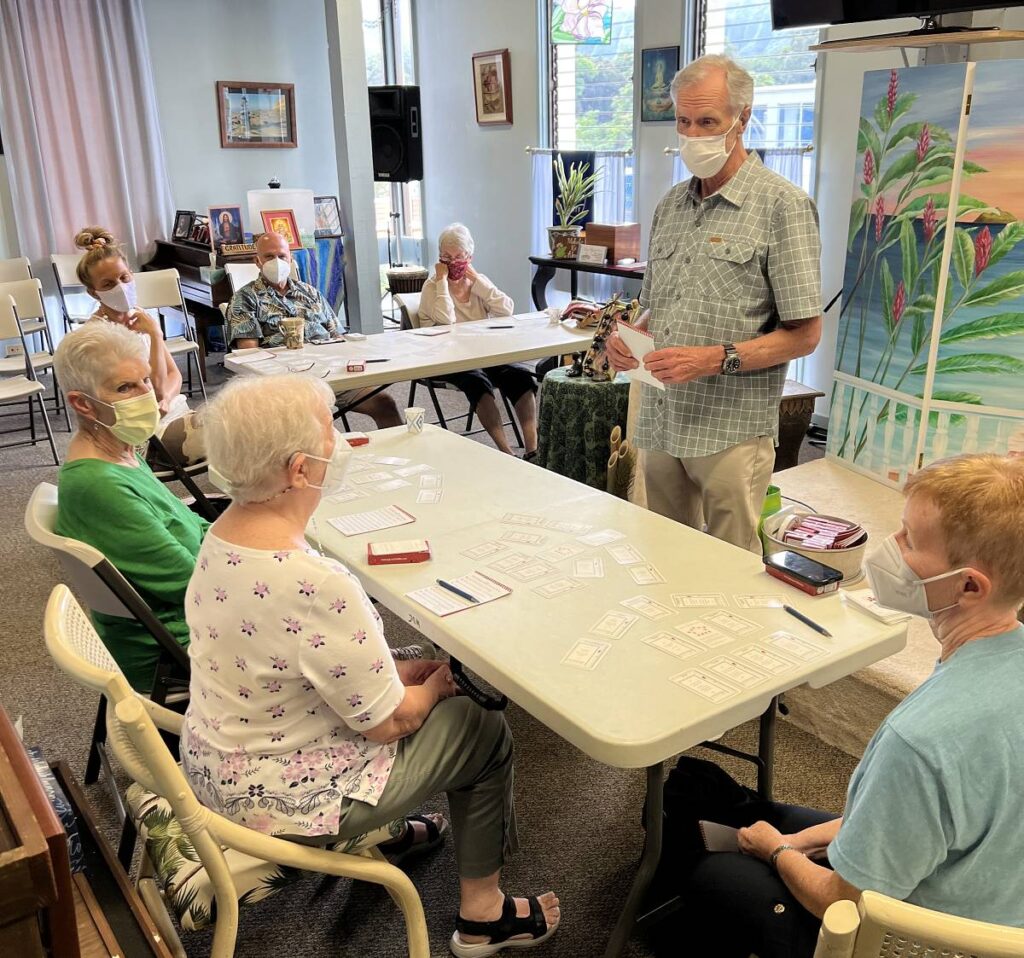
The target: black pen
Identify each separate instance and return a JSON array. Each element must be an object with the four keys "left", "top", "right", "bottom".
[
  {"left": 365, "top": 358, "right": 390, "bottom": 363},
  {"left": 783, "top": 605, "right": 832, "bottom": 638},
  {"left": 487, "top": 324, "right": 515, "bottom": 329},
  {"left": 437, "top": 579, "right": 479, "bottom": 604}
]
